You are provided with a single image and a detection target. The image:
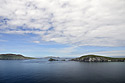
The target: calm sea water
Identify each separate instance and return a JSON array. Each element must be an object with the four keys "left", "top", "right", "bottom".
[{"left": 0, "top": 59, "right": 125, "bottom": 83}]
